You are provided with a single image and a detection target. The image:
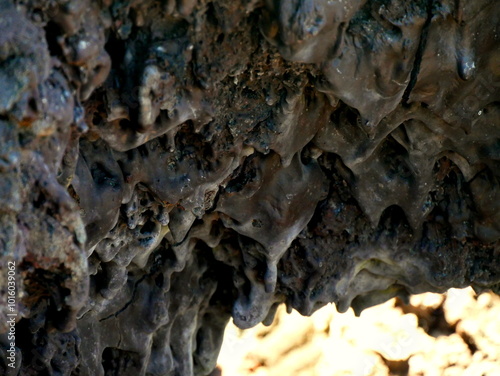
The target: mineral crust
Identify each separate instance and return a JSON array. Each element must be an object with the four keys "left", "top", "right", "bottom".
[{"left": 0, "top": 0, "right": 499, "bottom": 375}]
